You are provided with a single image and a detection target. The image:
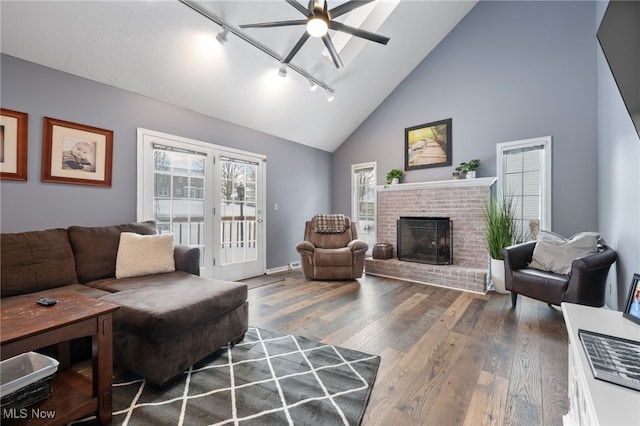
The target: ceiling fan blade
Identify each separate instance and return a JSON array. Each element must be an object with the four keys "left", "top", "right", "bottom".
[
  {"left": 286, "top": 0, "right": 311, "bottom": 16},
  {"left": 322, "top": 34, "right": 344, "bottom": 68},
  {"left": 329, "top": 21, "right": 390, "bottom": 45},
  {"left": 283, "top": 32, "right": 311, "bottom": 64},
  {"left": 329, "top": 0, "right": 374, "bottom": 19},
  {"left": 240, "top": 20, "right": 307, "bottom": 29}
]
